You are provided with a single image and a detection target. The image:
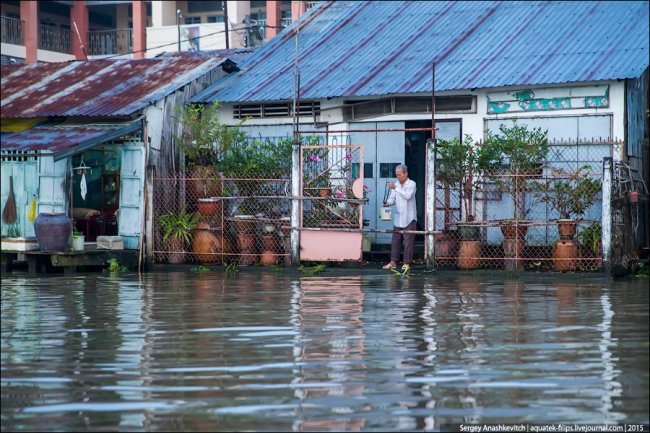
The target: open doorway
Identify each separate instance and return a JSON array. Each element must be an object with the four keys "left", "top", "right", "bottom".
[
  {"left": 404, "top": 120, "right": 430, "bottom": 244},
  {"left": 404, "top": 119, "right": 463, "bottom": 243}
]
